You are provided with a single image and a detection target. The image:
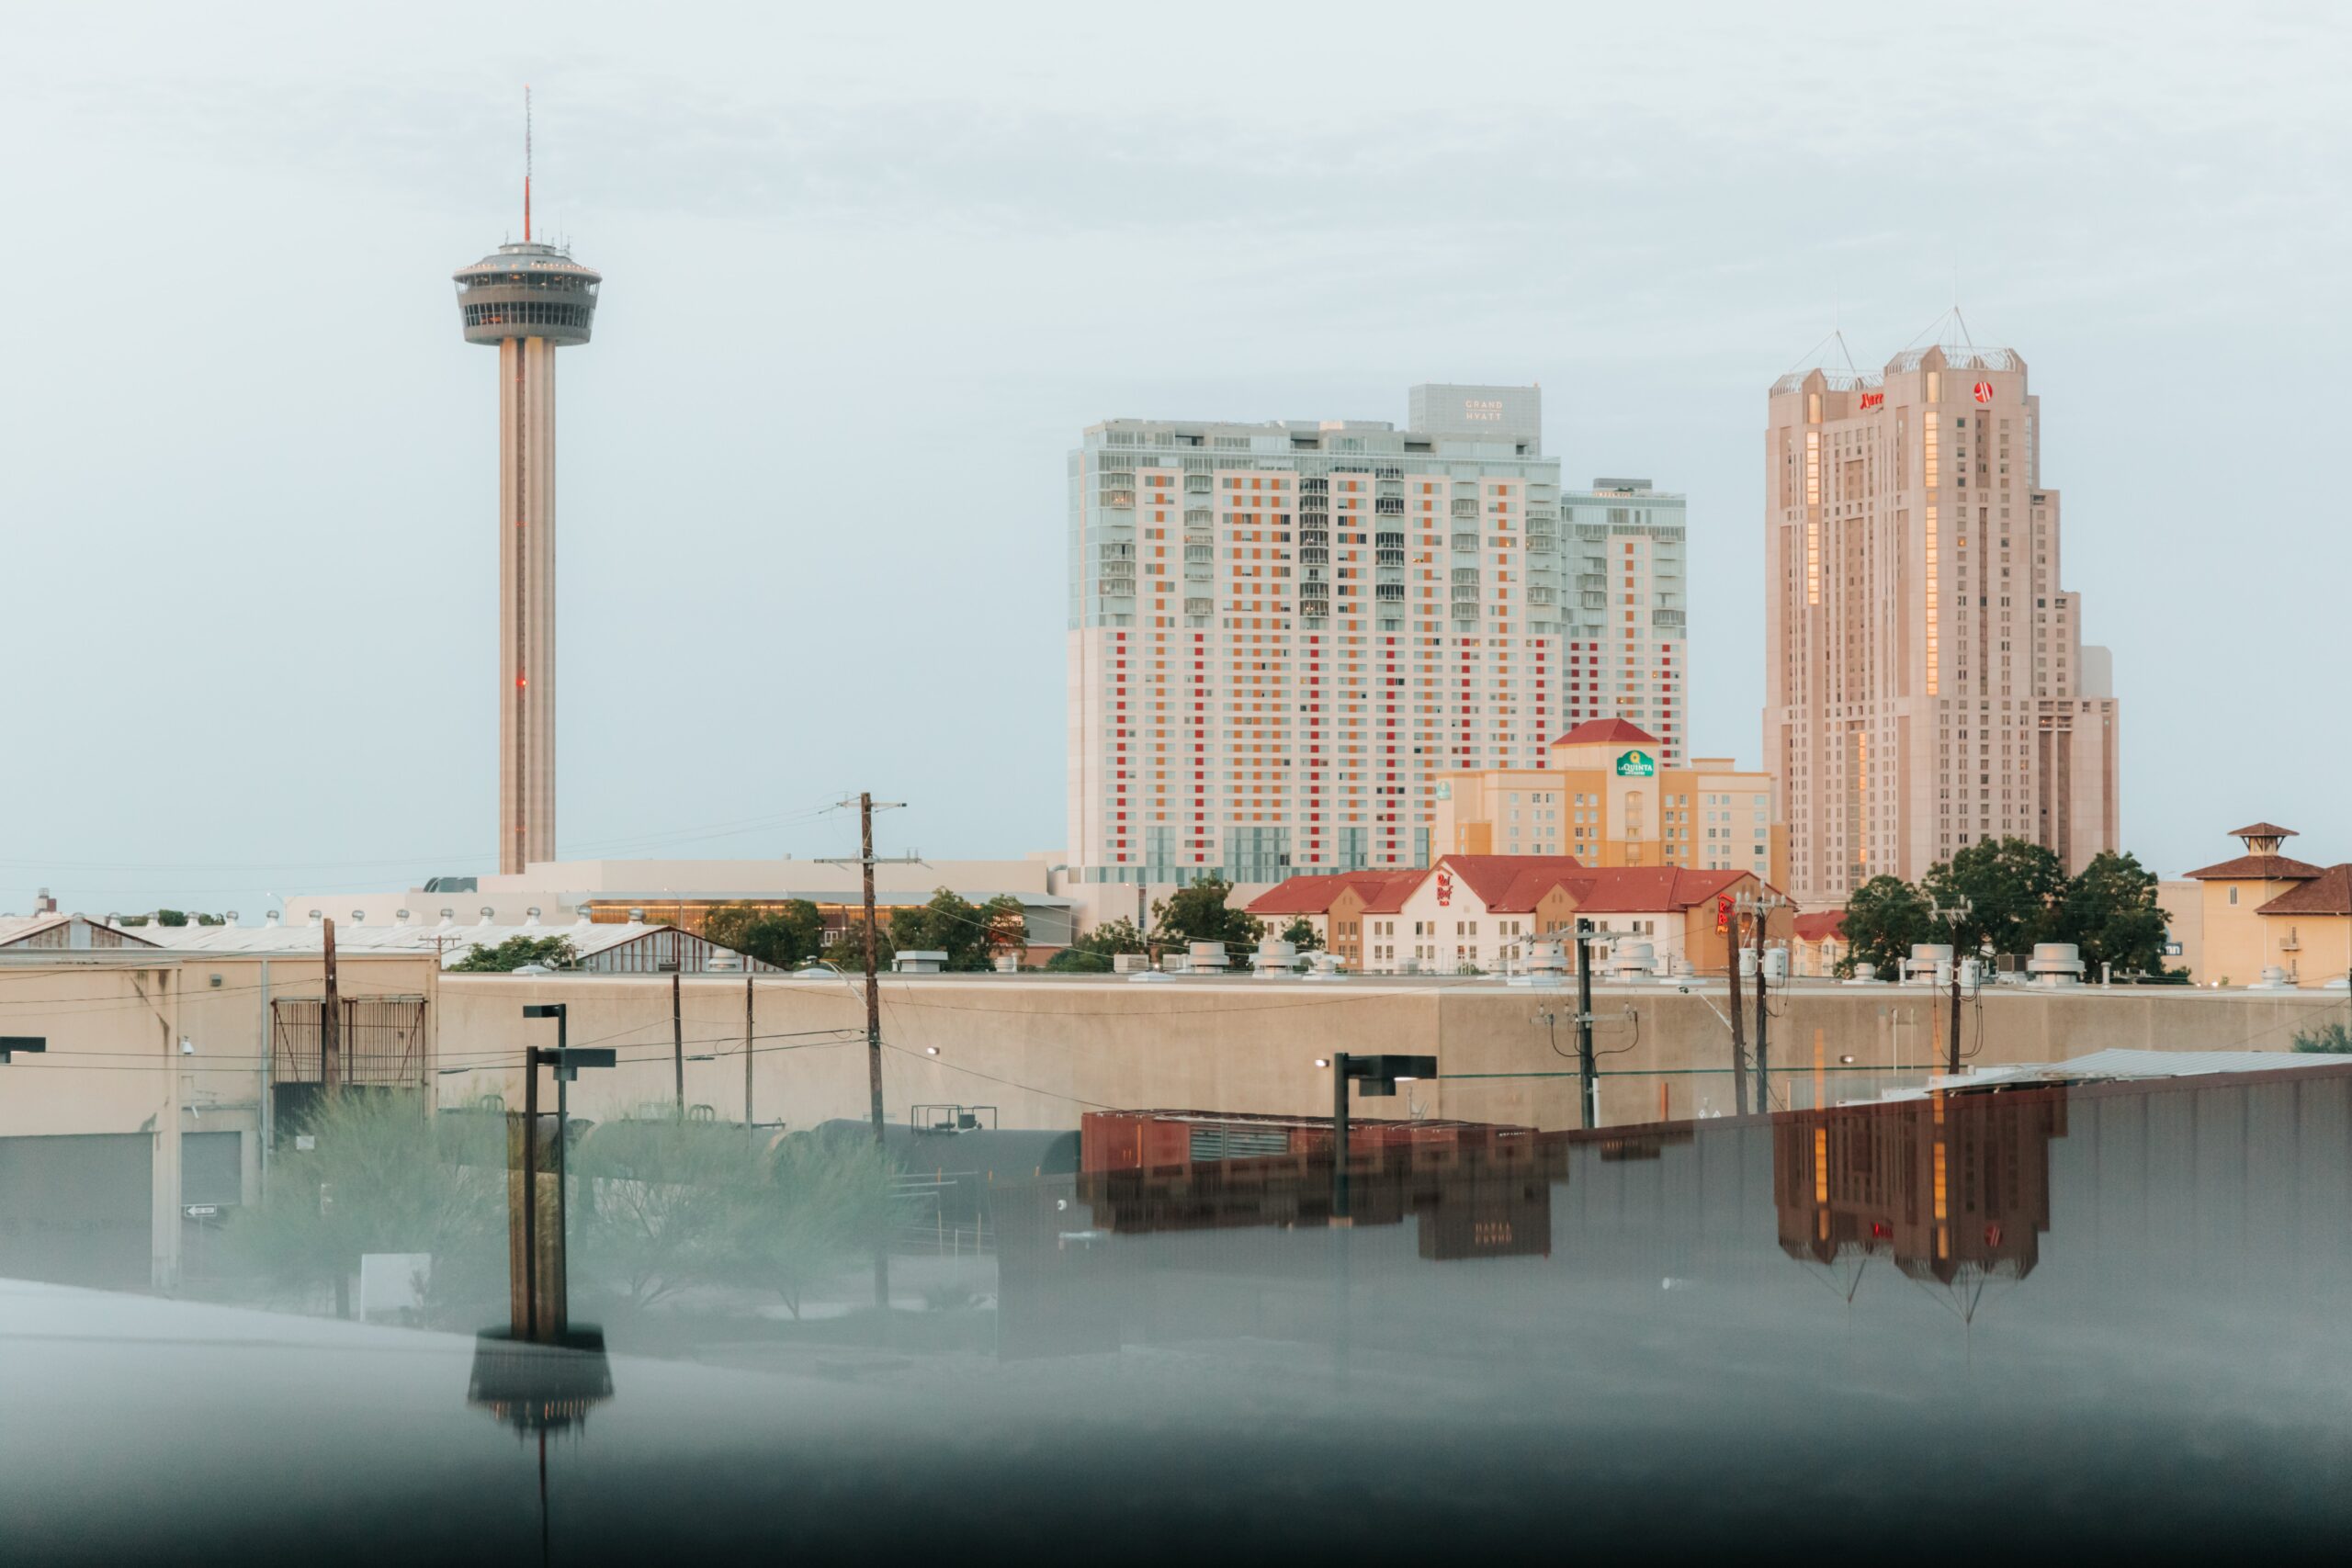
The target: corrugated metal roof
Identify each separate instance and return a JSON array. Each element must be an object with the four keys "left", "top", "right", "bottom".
[
  {"left": 134, "top": 916, "right": 727, "bottom": 967},
  {"left": 1879, "top": 1049, "right": 2338, "bottom": 1100}
]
